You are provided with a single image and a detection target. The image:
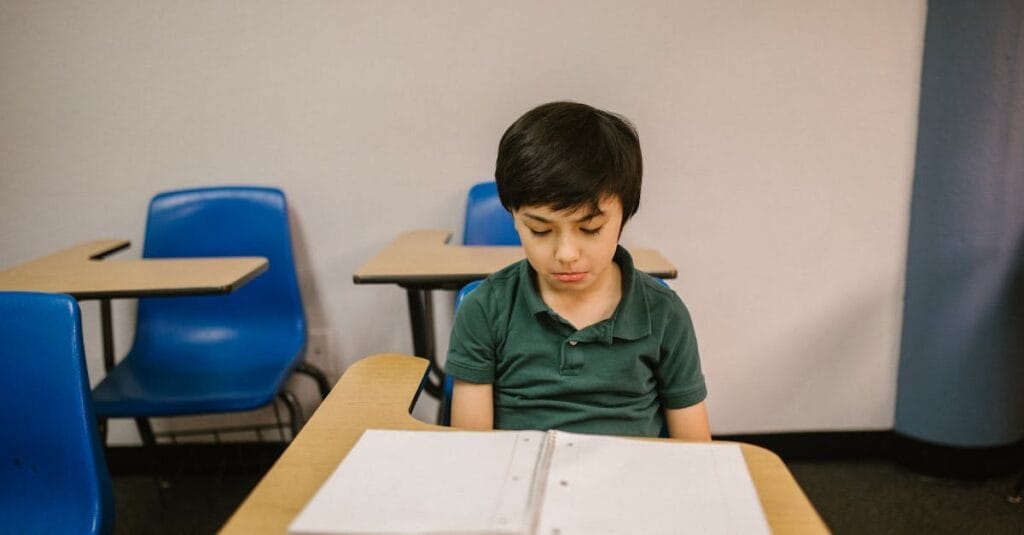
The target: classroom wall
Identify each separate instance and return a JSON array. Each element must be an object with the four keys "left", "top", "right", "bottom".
[{"left": 0, "top": 1, "right": 926, "bottom": 444}]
